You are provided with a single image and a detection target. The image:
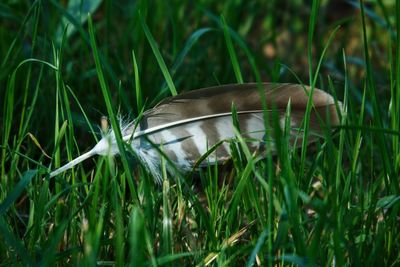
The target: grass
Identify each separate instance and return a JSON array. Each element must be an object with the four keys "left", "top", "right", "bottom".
[{"left": 1, "top": 0, "right": 400, "bottom": 266}]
